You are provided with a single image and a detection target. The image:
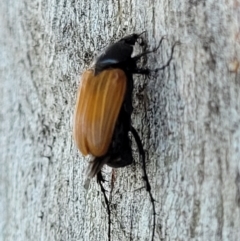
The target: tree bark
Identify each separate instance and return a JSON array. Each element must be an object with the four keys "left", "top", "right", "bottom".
[{"left": 1, "top": 0, "right": 240, "bottom": 241}]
